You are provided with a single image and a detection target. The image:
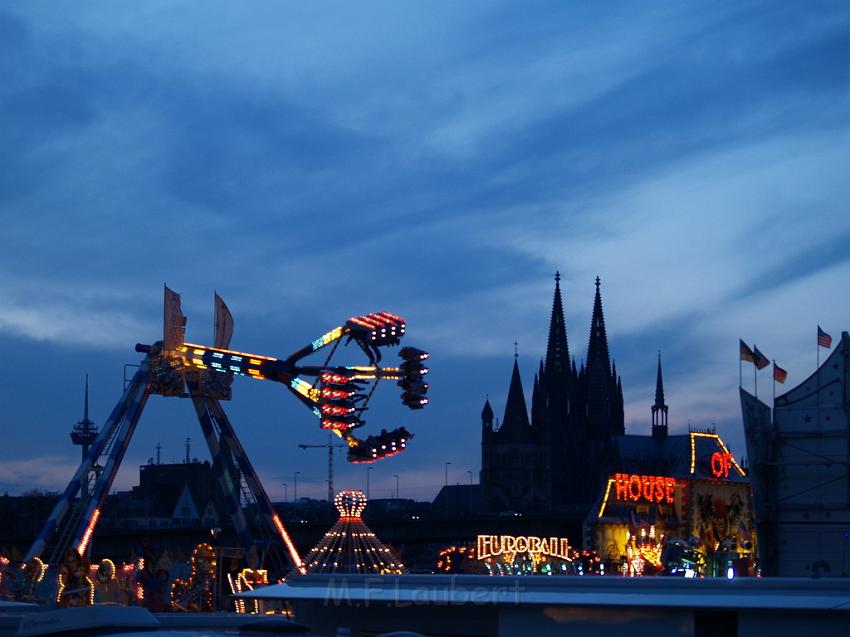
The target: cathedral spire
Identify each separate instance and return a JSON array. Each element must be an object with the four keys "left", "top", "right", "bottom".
[
  {"left": 481, "top": 396, "right": 494, "bottom": 427},
  {"left": 585, "top": 276, "right": 618, "bottom": 433},
  {"left": 499, "top": 356, "right": 530, "bottom": 441},
  {"left": 654, "top": 350, "right": 666, "bottom": 407},
  {"left": 587, "top": 276, "right": 611, "bottom": 376},
  {"left": 544, "top": 271, "right": 570, "bottom": 377},
  {"left": 652, "top": 350, "right": 669, "bottom": 439}
]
